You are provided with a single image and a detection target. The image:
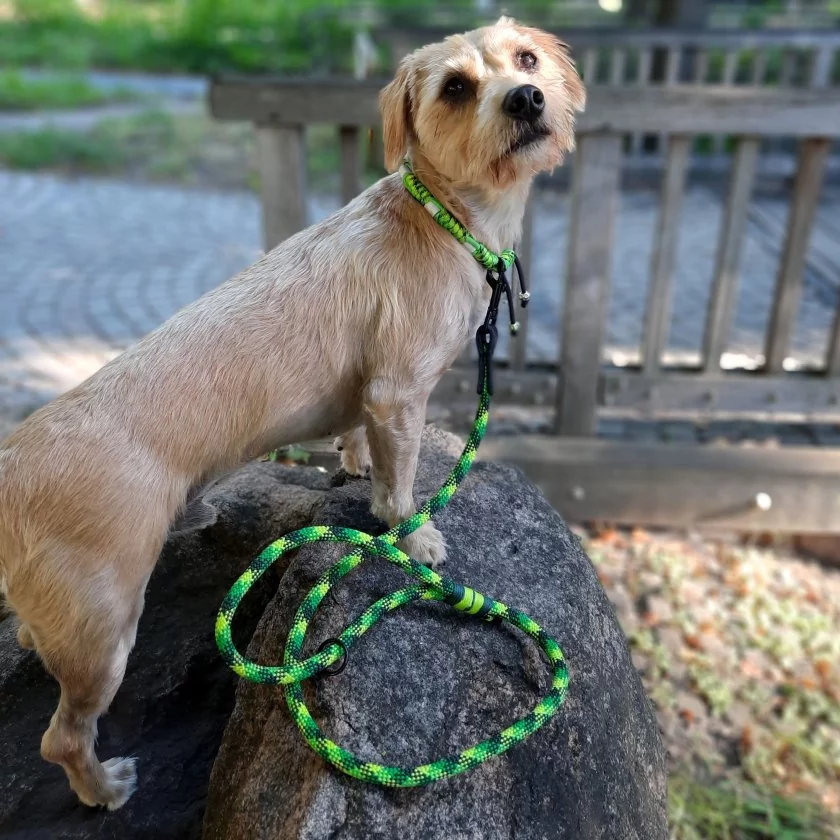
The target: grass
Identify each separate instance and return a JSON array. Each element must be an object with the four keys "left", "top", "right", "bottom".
[
  {"left": 669, "top": 773, "right": 830, "bottom": 840},
  {"left": 0, "top": 110, "right": 246, "bottom": 182},
  {"left": 0, "top": 70, "right": 137, "bottom": 112},
  {"left": 0, "top": 109, "right": 385, "bottom": 191},
  {"left": 0, "top": 124, "right": 126, "bottom": 171}
]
